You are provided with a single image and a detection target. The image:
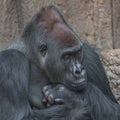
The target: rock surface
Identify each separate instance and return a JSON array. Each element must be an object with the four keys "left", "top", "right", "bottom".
[
  {"left": 0, "top": 0, "right": 120, "bottom": 50},
  {"left": 102, "top": 49, "right": 120, "bottom": 102}
]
